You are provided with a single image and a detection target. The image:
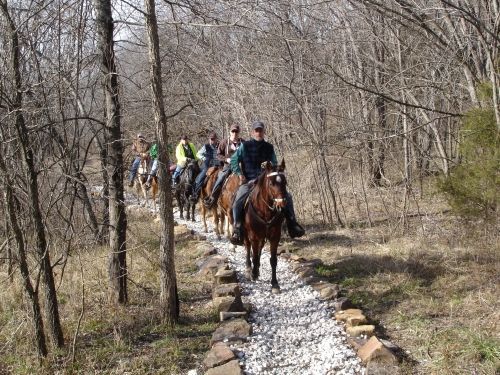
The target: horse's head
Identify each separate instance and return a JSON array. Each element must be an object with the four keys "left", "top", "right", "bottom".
[
  {"left": 261, "top": 159, "right": 287, "bottom": 211},
  {"left": 184, "top": 160, "right": 200, "bottom": 184},
  {"left": 138, "top": 153, "right": 150, "bottom": 175}
]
